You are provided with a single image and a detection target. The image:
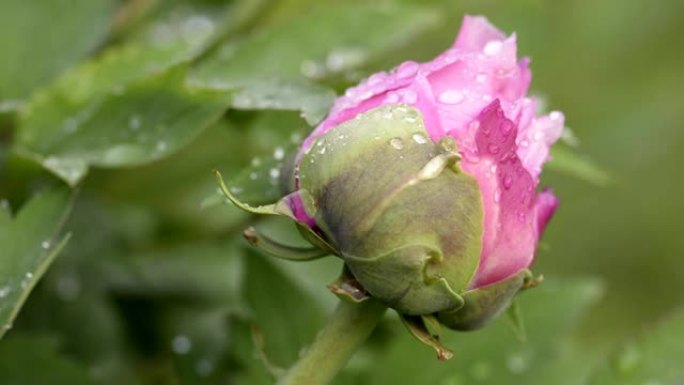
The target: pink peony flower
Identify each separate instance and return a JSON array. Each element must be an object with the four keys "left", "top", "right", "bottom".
[{"left": 296, "top": 15, "right": 562, "bottom": 291}]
